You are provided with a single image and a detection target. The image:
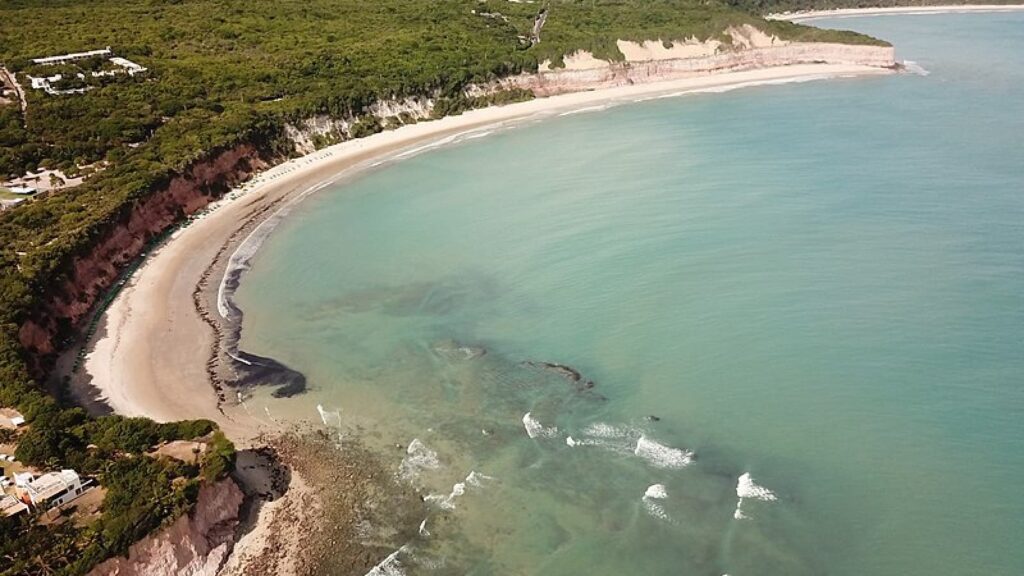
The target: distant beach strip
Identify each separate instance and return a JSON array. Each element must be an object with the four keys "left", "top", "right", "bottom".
[{"left": 771, "top": 3, "right": 1024, "bottom": 22}]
